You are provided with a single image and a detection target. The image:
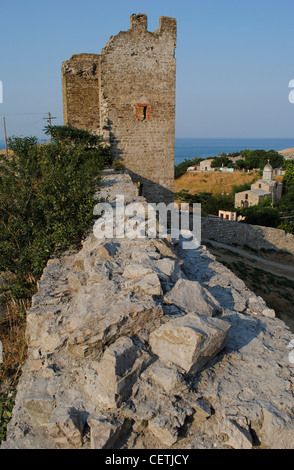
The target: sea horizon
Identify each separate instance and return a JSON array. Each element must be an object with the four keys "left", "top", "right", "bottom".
[
  {"left": 174, "top": 137, "right": 294, "bottom": 165},
  {"left": 1, "top": 137, "right": 294, "bottom": 166}
]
